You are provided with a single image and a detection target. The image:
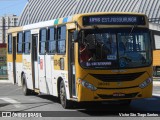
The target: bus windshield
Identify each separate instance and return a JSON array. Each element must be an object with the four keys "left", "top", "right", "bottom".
[{"left": 78, "top": 28, "right": 152, "bottom": 69}]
